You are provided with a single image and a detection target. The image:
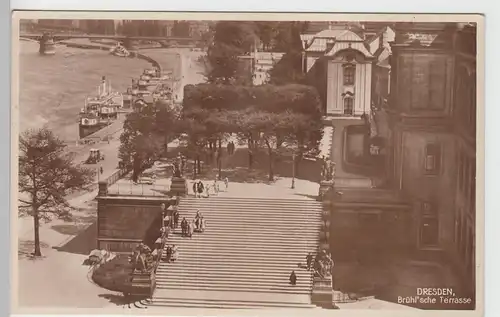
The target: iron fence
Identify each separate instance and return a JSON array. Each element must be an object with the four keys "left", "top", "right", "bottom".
[
  {"left": 107, "top": 182, "right": 170, "bottom": 197},
  {"left": 104, "top": 168, "right": 129, "bottom": 187}
]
